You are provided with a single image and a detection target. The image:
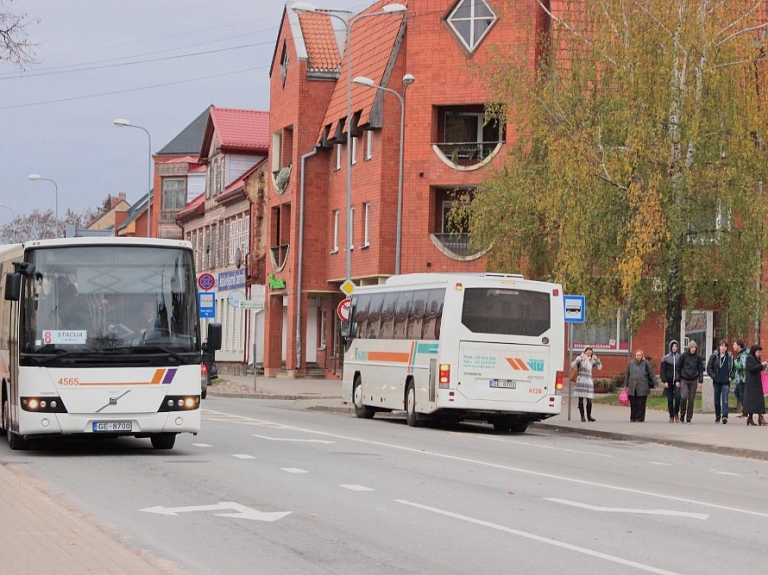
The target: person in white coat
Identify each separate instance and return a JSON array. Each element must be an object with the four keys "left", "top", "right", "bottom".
[{"left": 571, "top": 347, "right": 602, "bottom": 422}]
